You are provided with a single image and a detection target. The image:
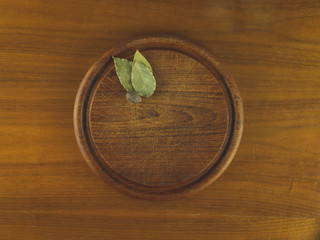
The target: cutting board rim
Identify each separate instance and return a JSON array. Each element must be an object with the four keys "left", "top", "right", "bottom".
[{"left": 74, "top": 37, "right": 243, "bottom": 200}]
